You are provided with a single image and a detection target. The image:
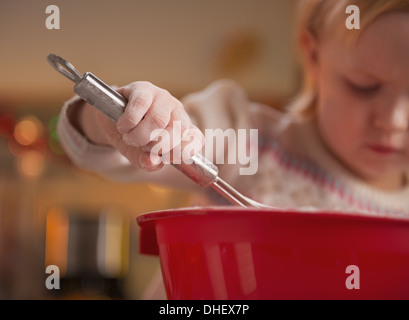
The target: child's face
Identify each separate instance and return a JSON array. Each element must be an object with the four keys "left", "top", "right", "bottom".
[{"left": 313, "top": 11, "right": 409, "bottom": 189}]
